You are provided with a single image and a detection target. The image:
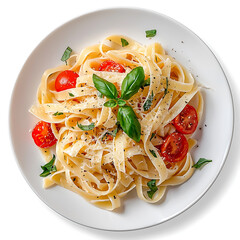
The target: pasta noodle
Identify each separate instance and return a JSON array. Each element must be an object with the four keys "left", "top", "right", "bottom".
[{"left": 30, "top": 35, "right": 203, "bottom": 210}]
